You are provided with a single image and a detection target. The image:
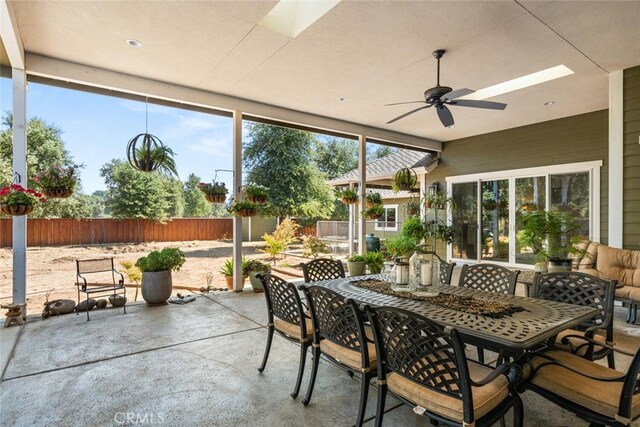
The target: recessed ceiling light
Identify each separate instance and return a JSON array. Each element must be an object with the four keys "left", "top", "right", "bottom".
[
  {"left": 259, "top": 0, "right": 342, "bottom": 38},
  {"left": 339, "top": 96, "right": 348, "bottom": 102},
  {"left": 544, "top": 101, "right": 555, "bottom": 106},
  {"left": 126, "top": 39, "right": 143, "bottom": 48},
  {"left": 459, "top": 65, "right": 574, "bottom": 101}
]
